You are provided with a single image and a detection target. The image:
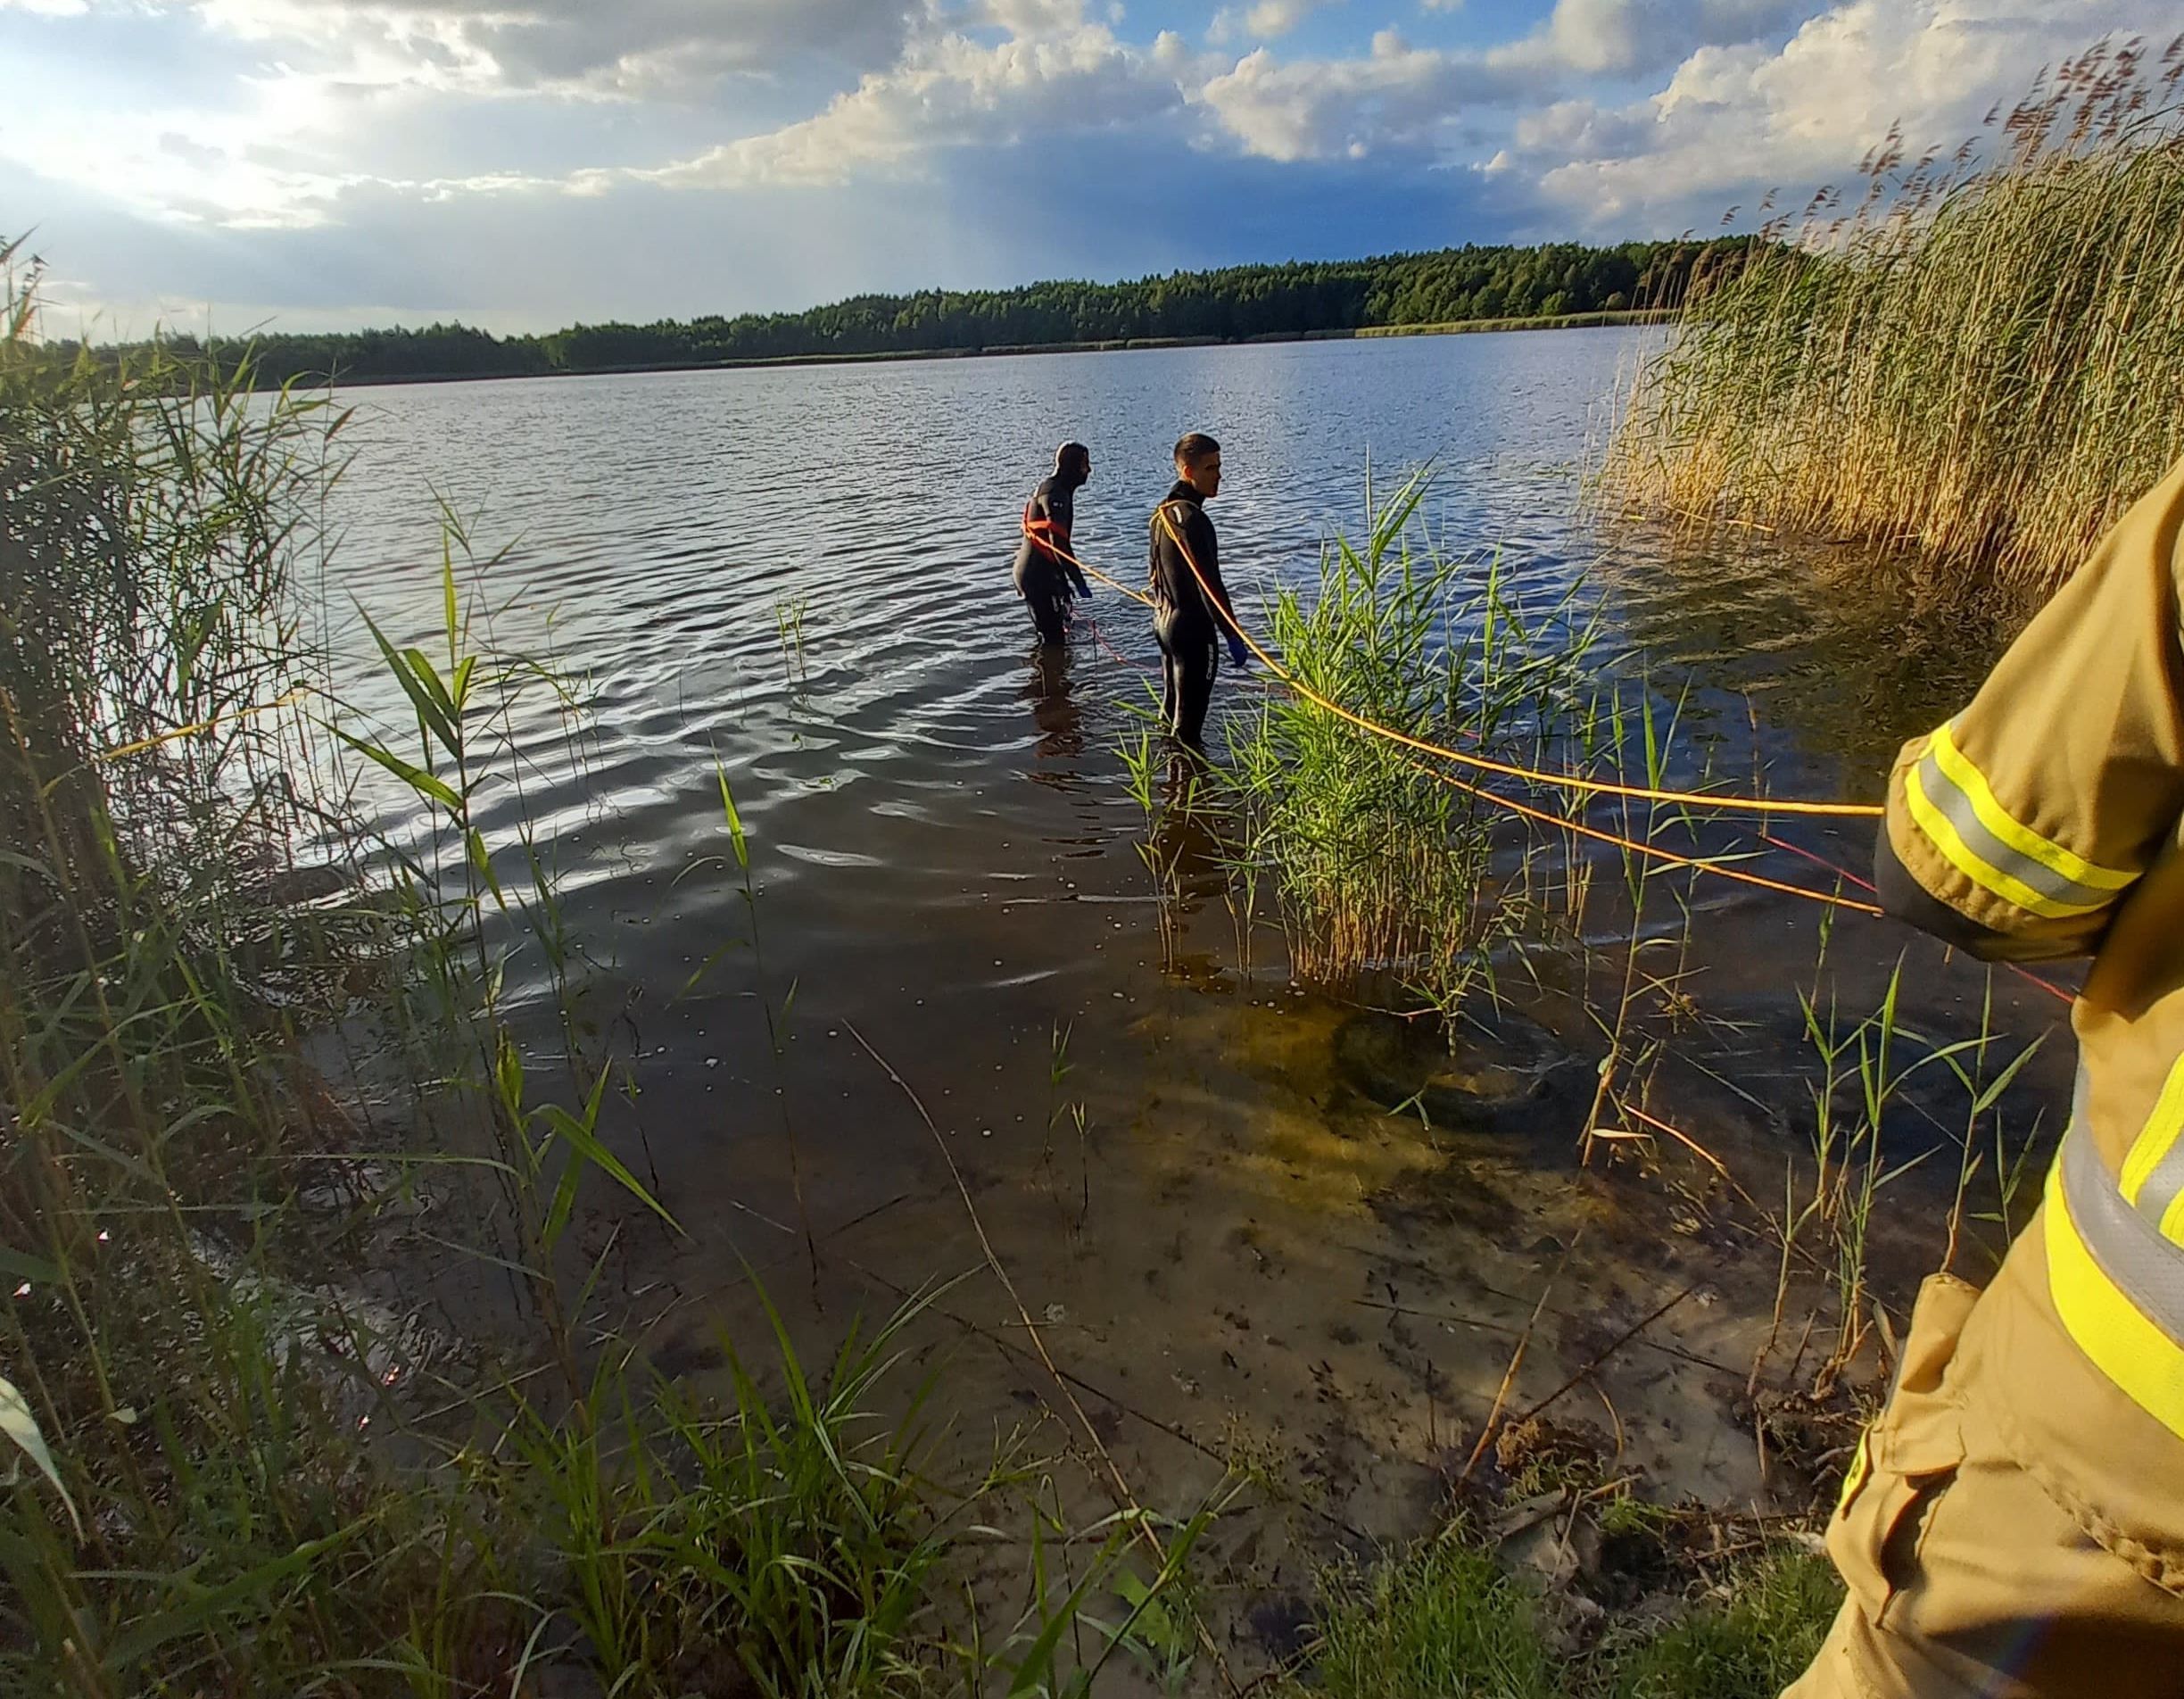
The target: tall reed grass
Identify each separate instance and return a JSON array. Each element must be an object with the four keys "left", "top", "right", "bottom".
[
  {"left": 1220, "top": 476, "right": 1604, "bottom": 1015},
  {"left": 0, "top": 239, "right": 1210, "bottom": 1694},
  {"left": 1607, "top": 39, "right": 2184, "bottom": 591}
]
